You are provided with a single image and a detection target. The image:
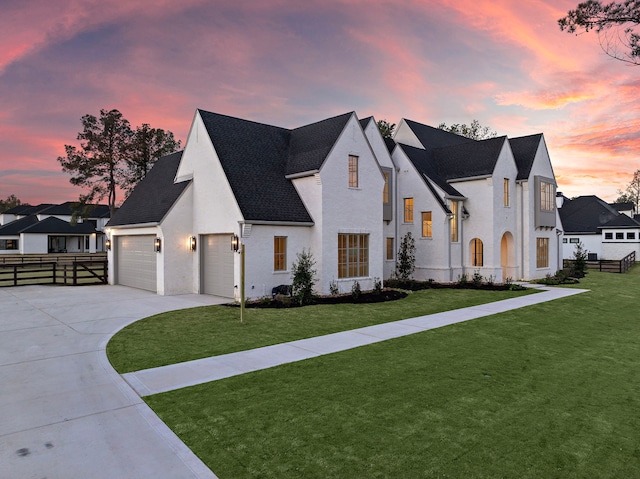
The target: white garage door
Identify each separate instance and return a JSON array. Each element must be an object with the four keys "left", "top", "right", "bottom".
[
  {"left": 201, "top": 234, "right": 234, "bottom": 298},
  {"left": 116, "top": 235, "right": 157, "bottom": 292}
]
